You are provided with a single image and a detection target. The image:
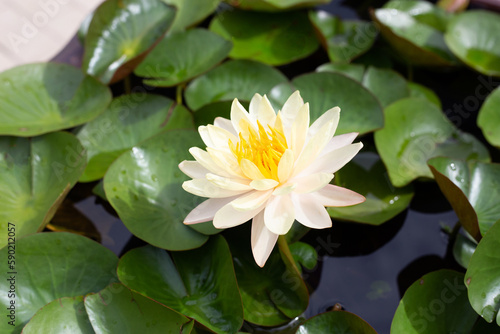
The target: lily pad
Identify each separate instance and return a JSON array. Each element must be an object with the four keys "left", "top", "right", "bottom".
[
  {"left": 309, "top": 11, "right": 377, "bottom": 64},
  {"left": 82, "top": 0, "right": 176, "bottom": 84},
  {"left": 269, "top": 72, "right": 384, "bottom": 135},
  {"left": 210, "top": 10, "right": 318, "bottom": 66},
  {"left": 117, "top": 236, "right": 244, "bottom": 333},
  {"left": 225, "top": 0, "right": 331, "bottom": 11},
  {"left": 371, "top": 1, "right": 456, "bottom": 66},
  {"left": 296, "top": 311, "right": 377, "bottom": 334},
  {"left": 445, "top": 10, "right": 500, "bottom": 77},
  {"left": 163, "top": 0, "right": 220, "bottom": 32},
  {"left": 85, "top": 283, "right": 192, "bottom": 333},
  {"left": 185, "top": 60, "right": 287, "bottom": 111},
  {"left": 77, "top": 94, "right": 193, "bottom": 182},
  {"left": 374, "top": 97, "right": 489, "bottom": 187},
  {"left": 465, "top": 219, "right": 500, "bottom": 326},
  {"left": 316, "top": 63, "right": 365, "bottom": 81},
  {"left": 0, "top": 132, "right": 86, "bottom": 249},
  {"left": 134, "top": 29, "right": 232, "bottom": 87},
  {"left": 22, "top": 297, "right": 93, "bottom": 334},
  {"left": 477, "top": 86, "right": 500, "bottom": 148},
  {"left": 428, "top": 157, "right": 500, "bottom": 237},
  {"left": 104, "top": 130, "right": 210, "bottom": 250},
  {"left": 328, "top": 151, "right": 414, "bottom": 225},
  {"left": 289, "top": 241, "right": 318, "bottom": 272},
  {"left": 453, "top": 233, "right": 477, "bottom": 269},
  {"left": 407, "top": 82, "right": 442, "bottom": 108},
  {"left": 391, "top": 269, "right": 479, "bottom": 334},
  {"left": 0, "top": 63, "right": 111, "bottom": 137},
  {"left": 0, "top": 232, "right": 118, "bottom": 334}
]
